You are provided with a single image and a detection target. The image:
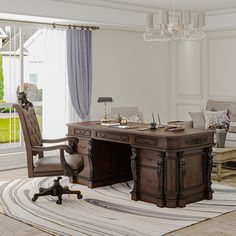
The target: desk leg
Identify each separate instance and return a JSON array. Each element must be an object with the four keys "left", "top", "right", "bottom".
[
  {"left": 216, "top": 163, "right": 222, "bottom": 182},
  {"left": 156, "top": 152, "right": 165, "bottom": 208},
  {"left": 130, "top": 147, "right": 139, "bottom": 201},
  {"left": 88, "top": 139, "right": 94, "bottom": 182},
  {"left": 177, "top": 151, "right": 187, "bottom": 208},
  {"left": 204, "top": 148, "right": 214, "bottom": 199}
]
